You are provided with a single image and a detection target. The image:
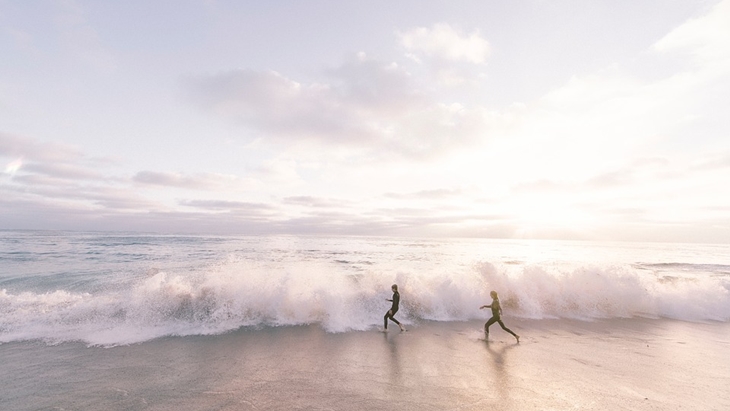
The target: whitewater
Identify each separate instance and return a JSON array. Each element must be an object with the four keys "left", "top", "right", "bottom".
[{"left": 1, "top": 230, "right": 729, "bottom": 346}]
